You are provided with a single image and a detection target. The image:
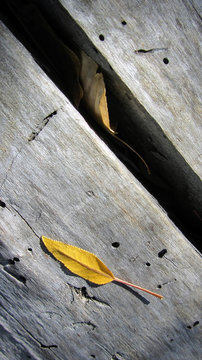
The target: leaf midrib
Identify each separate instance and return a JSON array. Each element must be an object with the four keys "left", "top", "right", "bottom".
[{"left": 56, "top": 249, "right": 114, "bottom": 280}]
